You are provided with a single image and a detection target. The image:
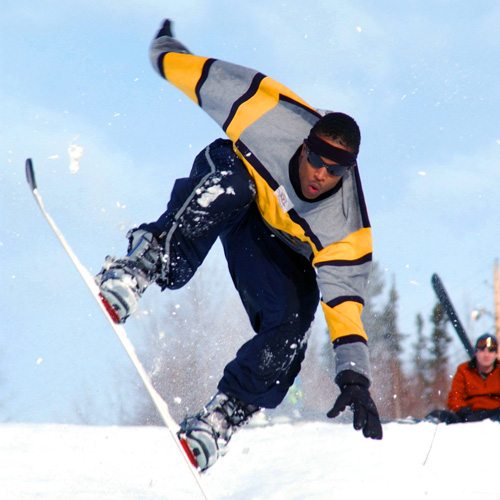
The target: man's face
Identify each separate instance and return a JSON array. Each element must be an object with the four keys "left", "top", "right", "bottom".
[{"left": 297, "top": 134, "right": 352, "bottom": 200}]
